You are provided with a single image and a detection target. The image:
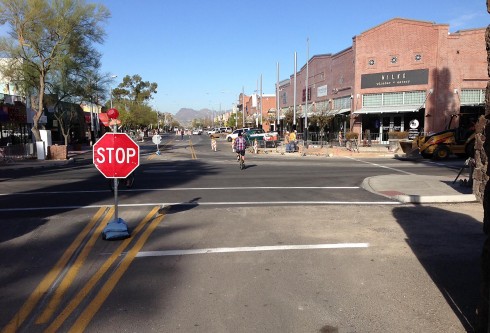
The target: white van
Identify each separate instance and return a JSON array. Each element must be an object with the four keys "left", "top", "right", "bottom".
[{"left": 226, "top": 127, "right": 251, "bottom": 142}]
